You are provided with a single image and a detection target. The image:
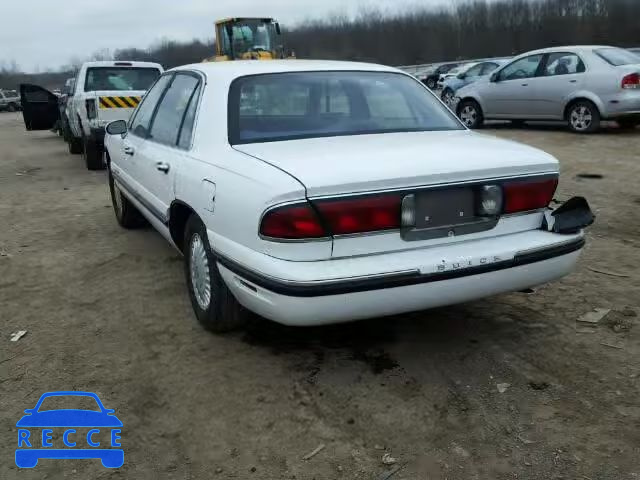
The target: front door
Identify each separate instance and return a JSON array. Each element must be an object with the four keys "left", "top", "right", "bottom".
[
  {"left": 19, "top": 84, "right": 60, "bottom": 131},
  {"left": 482, "top": 54, "right": 544, "bottom": 118}
]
